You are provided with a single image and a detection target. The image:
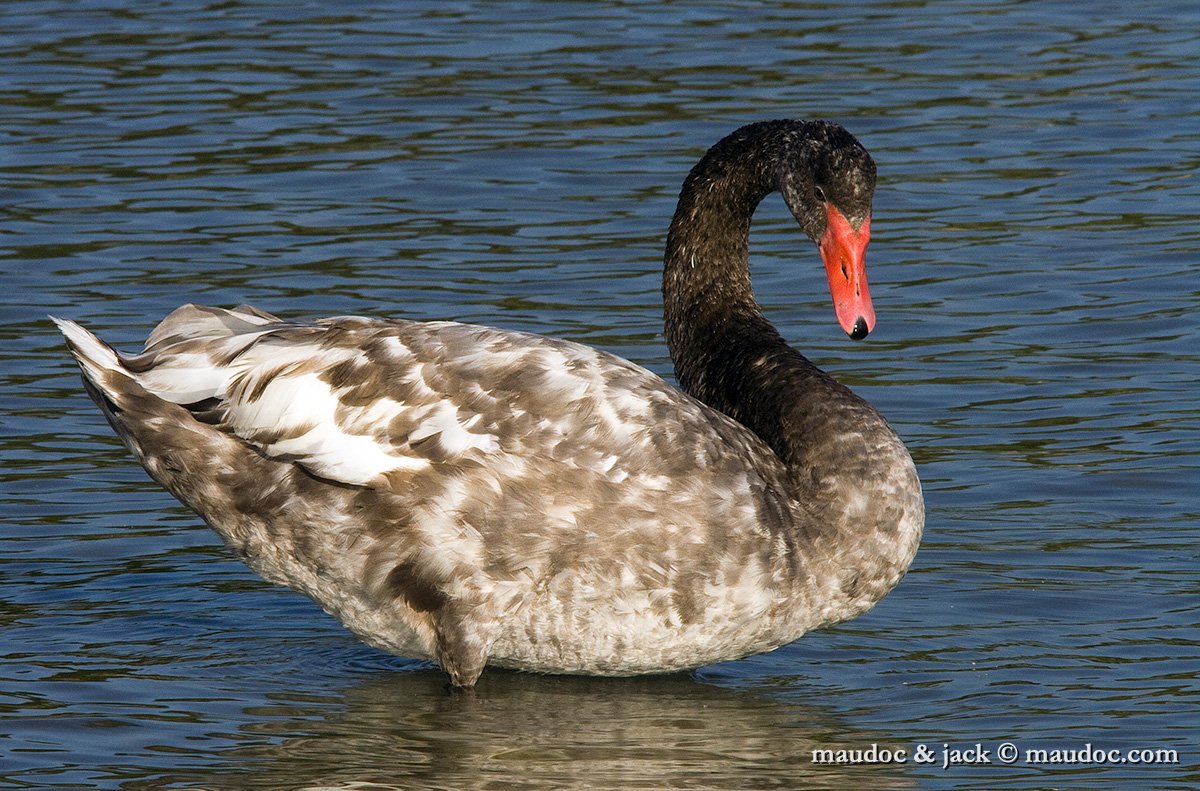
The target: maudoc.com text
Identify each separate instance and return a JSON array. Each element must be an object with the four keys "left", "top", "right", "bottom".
[{"left": 810, "top": 742, "right": 1179, "bottom": 770}]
